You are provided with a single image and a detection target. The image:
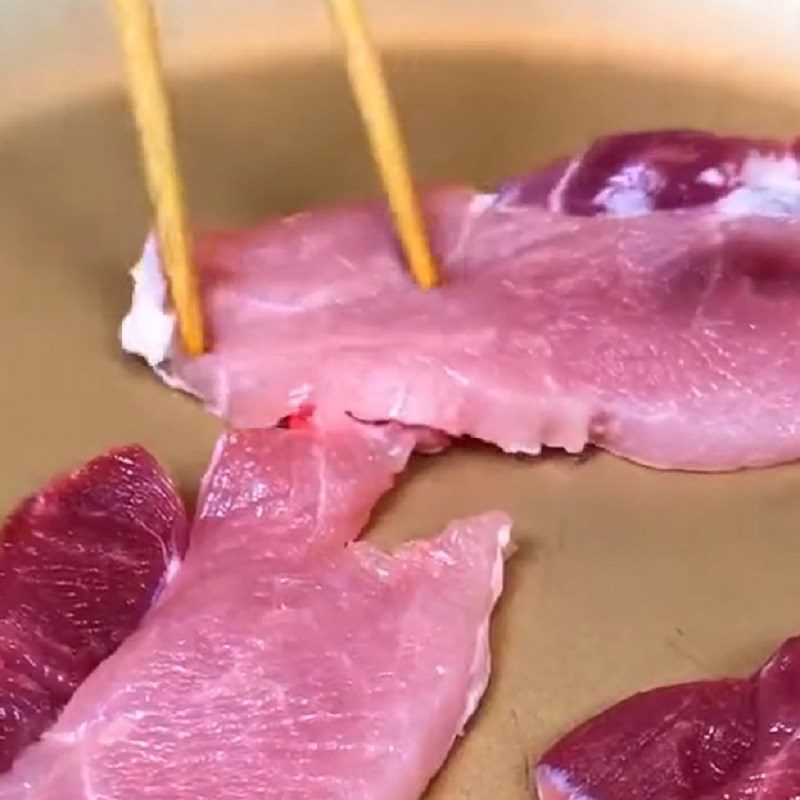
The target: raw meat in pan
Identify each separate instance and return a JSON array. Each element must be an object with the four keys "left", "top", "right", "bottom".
[
  {"left": 0, "top": 419, "right": 510, "bottom": 800},
  {"left": 535, "top": 636, "right": 800, "bottom": 800},
  {"left": 122, "top": 130, "right": 800, "bottom": 470},
  {"left": 0, "top": 446, "right": 187, "bottom": 772},
  {"left": 497, "top": 129, "right": 800, "bottom": 215}
]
